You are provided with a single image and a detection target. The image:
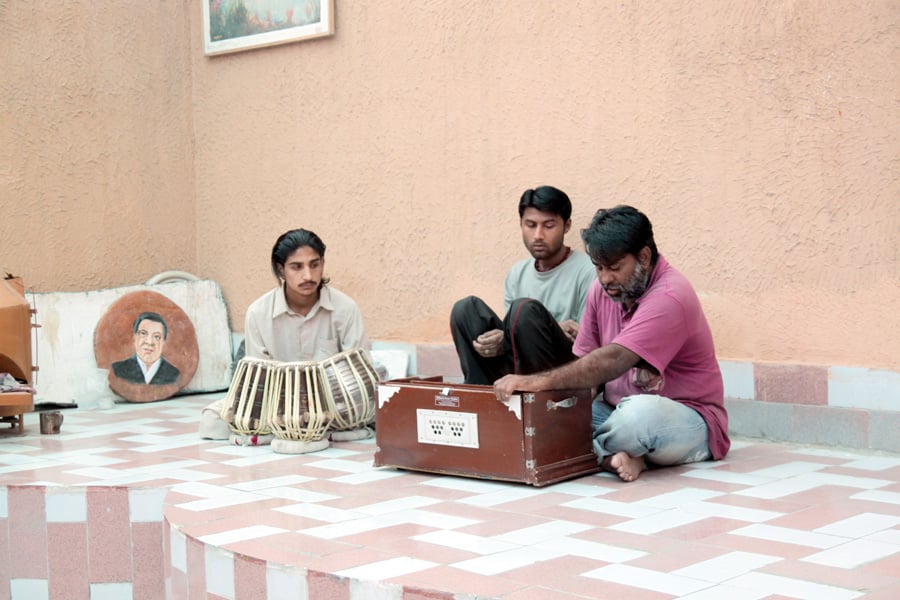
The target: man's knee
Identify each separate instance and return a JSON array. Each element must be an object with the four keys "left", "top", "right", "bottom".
[
  {"left": 506, "top": 298, "right": 552, "bottom": 334},
  {"left": 451, "top": 295, "right": 483, "bottom": 325},
  {"left": 618, "top": 394, "right": 666, "bottom": 415},
  {"left": 599, "top": 396, "right": 661, "bottom": 438},
  {"left": 508, "top": 297, "right": 544, "bottom": 318}
]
